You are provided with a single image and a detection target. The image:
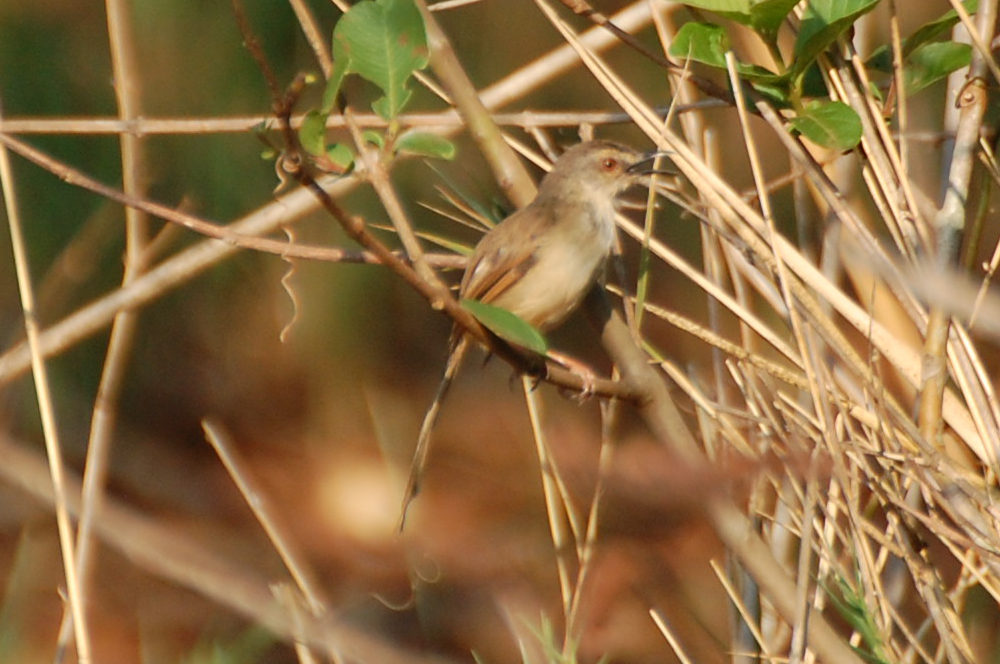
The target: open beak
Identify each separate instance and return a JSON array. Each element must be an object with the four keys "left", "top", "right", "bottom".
[{"left": 627, "top": 150, "right": 677, "bottom": 176}]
